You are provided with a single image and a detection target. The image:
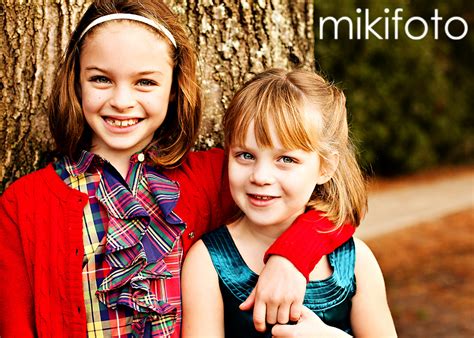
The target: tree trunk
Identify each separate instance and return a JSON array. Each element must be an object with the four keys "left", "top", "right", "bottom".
[
  {"left": 1, "top": 0, "right": 90, "bottom": 190},
  {"left": 0, "top": 0, "right": 314, "bottom": 192}
]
